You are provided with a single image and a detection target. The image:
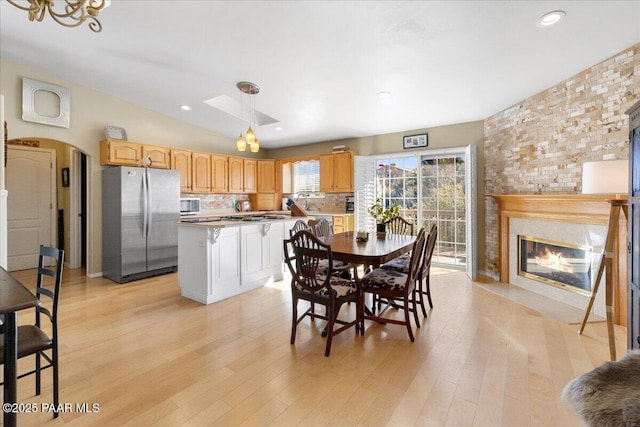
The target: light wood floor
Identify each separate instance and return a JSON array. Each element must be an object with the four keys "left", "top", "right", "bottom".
[{"left": 5, "top": 267, "right": 627, "bottom": 426}]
